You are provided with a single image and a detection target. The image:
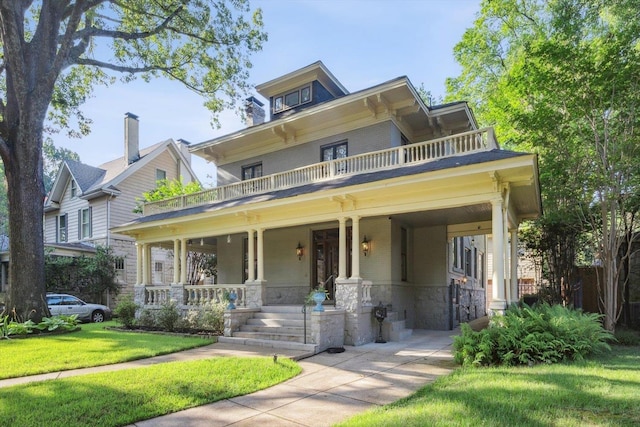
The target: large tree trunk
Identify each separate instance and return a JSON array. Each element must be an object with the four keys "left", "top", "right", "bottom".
[
  {"left": 4, "top": 115, "right": 48, "bottom": 322},
  {"left": 0, "top": 2, "right": 67, "bottom": 322}
]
